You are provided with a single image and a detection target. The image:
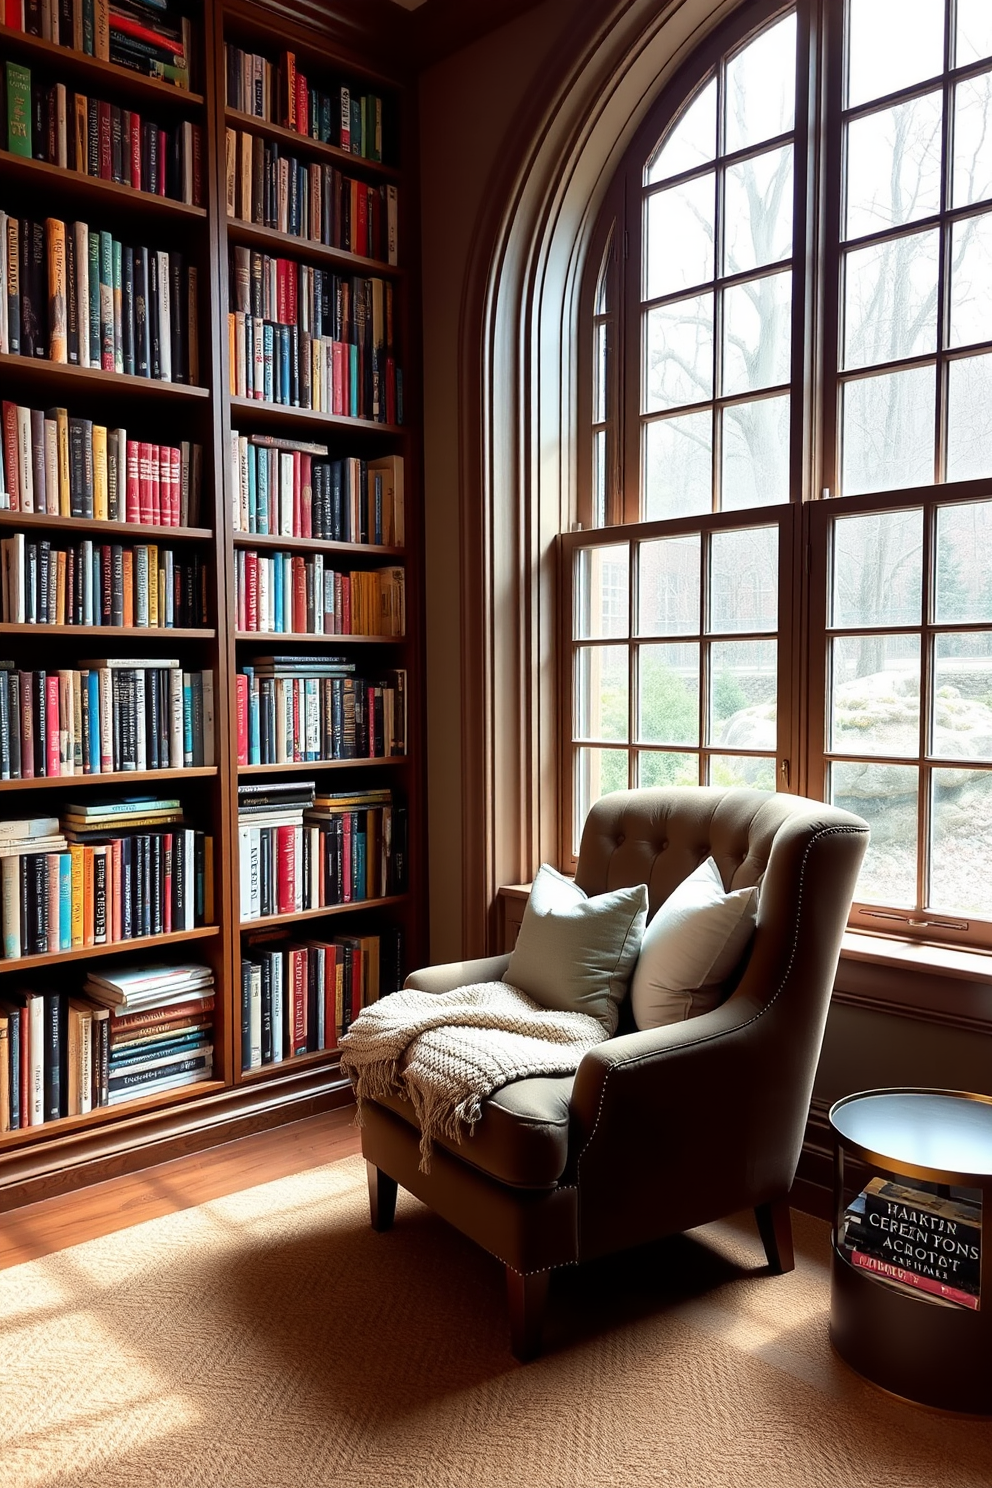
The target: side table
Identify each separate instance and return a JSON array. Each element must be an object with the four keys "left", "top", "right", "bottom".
[{"left": 829, "top": 1087, "right": 992, "bottom": 1413}]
